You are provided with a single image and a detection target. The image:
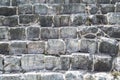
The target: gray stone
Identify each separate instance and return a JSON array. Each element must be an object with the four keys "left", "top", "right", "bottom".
[
  {"left": 0, "top": 27, "right": 8, "bottom": 40},
  {"left": 99, "top": 37, "right": 119, "bottom": 56},
  {"left": 47, "top": 39, "right": 66, "bottom": 55},
  {"left": 69, "top": 0, "right": 82, "bottom": 3},
  {"left": 41, "top": 27, "right": 59, "bottom": 40},
  {"left": 112, "top": 57, "right": 120, "bottom": 71},
  {"left": 0, "top": 0, "right": 10, "bottom": 6},
  {"left": 65, "top": 39, "right": 80, "bottom": 53},
  {"left": 90, "top": 4, "right": 98, "bottom": 14},
  {"left": 115, "top": 2, "right": 120, "bottom": 12},
  {"left": 0, "top": 55, "right": 4, "bottom": 71},
  {"left": 111, "top": 0, "right": 120, "bottom": 4},
  {"left": 41, "top": 72, "right": 64, "bottom": 80},
  {"left": 101, "top": 4, "right": 114, "bottom": 14},
  {"left": 28, "top": 41, "right": 46, "bottom": 54},
  {"left": 83, "top": 73, "right": 95, "bottom": 80},
  {"left": 18, "top": 4, "right": 32, "bottom": 14},
  {"left": 65, "top": 71, "right": 84, "bottom": 80},
  {"left": 9, "top": 41, "right": 27, "bottom": 55},
  {"left": 30, "top": 0, "right": 46, "bottom": 4},
  {"left": 71, "top": 53, "right": 92, "bottom": 70},
  {"left": 0, "top": 16, "right": 5, "bottom": 26},
  {"left": 60, "top": 27, "right": 77, "bottom": 39},
  {"left": 0, "top": 74, "right": 21, "bottom": 80},
  {"left": 21, "top": 54, "right": 45, "bottom": 71},
  {"left": 4, "top": 56, "right": 21, "bottom": 72},
  {"left": 9, "top": 27, "right": 26, "bottom": 40},
  {"left": 27, "top": 27, "right": 40, "bottom": 40},
  {"left": 0, "top": 42, "right": 9, "bottom": 55},
  {"left": 97, "top": 0, "right": 110, "bottom": 4},
  {"left": 83, "top": 0, "right": 96, "bottom": 4},
  {"left": 12, "top": 0, "right": 29, "bottom": 6},
  {"left": 46, "top": 0, "right": 65, "bottom": 3}
]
